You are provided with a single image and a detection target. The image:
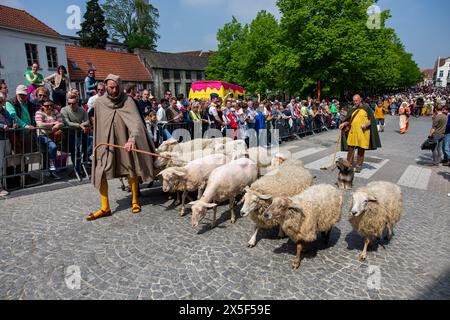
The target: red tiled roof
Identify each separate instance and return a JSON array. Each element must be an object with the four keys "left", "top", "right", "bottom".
[
  {"left": 0, "top": 4, "right": 60, "bottom": 37},
  {"left": 65, "top": 46, "right": 152, "bottom": 82},
  {"left": 420, "top": 69, "right": 434, "bottom": 79},
  {"left": 439, "top": 57, "right": 450, "bottom": 67}
]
